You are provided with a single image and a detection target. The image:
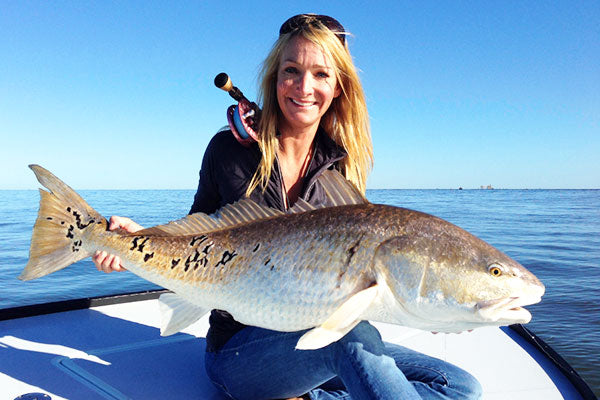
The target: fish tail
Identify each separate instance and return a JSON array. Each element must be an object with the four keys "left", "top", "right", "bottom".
[{"left": 20, "top": 165, "right": 105, "bottom": 281}]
